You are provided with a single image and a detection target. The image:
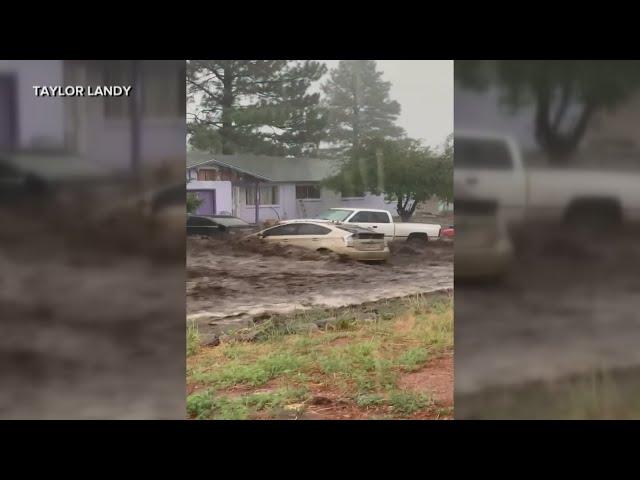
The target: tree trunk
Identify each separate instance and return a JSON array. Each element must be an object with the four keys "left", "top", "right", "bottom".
[
  {"left": 398, "top": 211, "right": 412, "bottom": 222},
  {"left": 221, "top": 64, "right": 234, "bottom": 154},
  {"left": 534, "top": 84, "right": 596, "bottom": 164},
  {"left": 351, "top": 72, "right": 362, "bottom": 151},
  {"left": 396, "top": 195, "right": 418, "bottom": 222}
]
